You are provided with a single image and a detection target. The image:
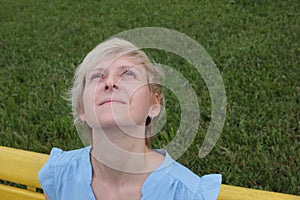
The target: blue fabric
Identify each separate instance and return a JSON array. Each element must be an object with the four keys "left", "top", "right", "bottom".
[{"left": 38, "top": 146, "right": 221, "bottom": 200}]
